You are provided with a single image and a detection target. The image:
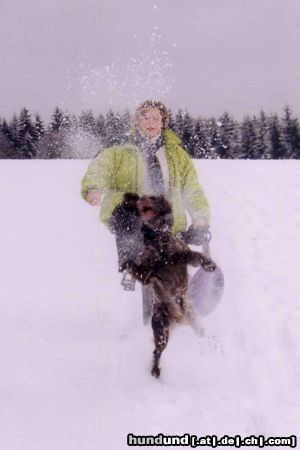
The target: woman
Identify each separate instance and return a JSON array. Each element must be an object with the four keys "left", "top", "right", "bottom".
[{"left": 81, "top": 100, "right": 210, "bottom": 289}]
